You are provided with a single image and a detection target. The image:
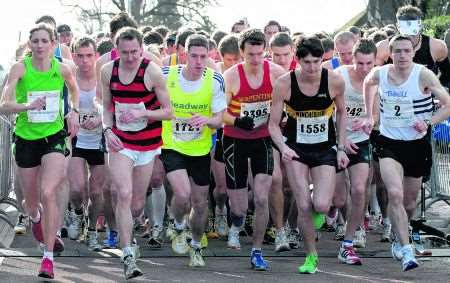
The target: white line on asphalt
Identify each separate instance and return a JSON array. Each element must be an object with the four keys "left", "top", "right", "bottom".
[
  {"left": 213, "top": 272, "right": 245, "bottom": 279},
  {"left": 139, "top": 259, "right": 166, "bottom": 266},
  {"left": 318, "top": 269, "right": 412, "bottom": 283},
  {"left": 0, "top": 256, "right": 4, "bottom": 266}
]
